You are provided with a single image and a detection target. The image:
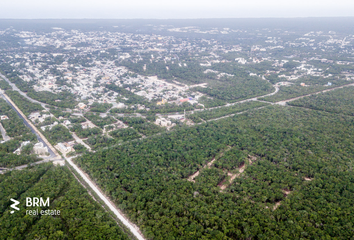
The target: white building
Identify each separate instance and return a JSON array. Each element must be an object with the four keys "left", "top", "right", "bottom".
[
  {"left": 155, "top": 118, "right": 172, "bottom": 127},
  {"left": 41, "top": 122, "right": 58, "bottom": 131},
  {"left": 56, "top": 142, "right": 73, "bottom": 154},
  {"left": 13, "top": 141, "right": 31, "bottom": 155},
  {"left": 33, "top": 142, "right": 49, "bottom": 155},
  {"left": 0, "top": 115, "right": 9, "bottom": 121},
  {"left": 63, "top": 120, "right": 71, "bottom": 126}
]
